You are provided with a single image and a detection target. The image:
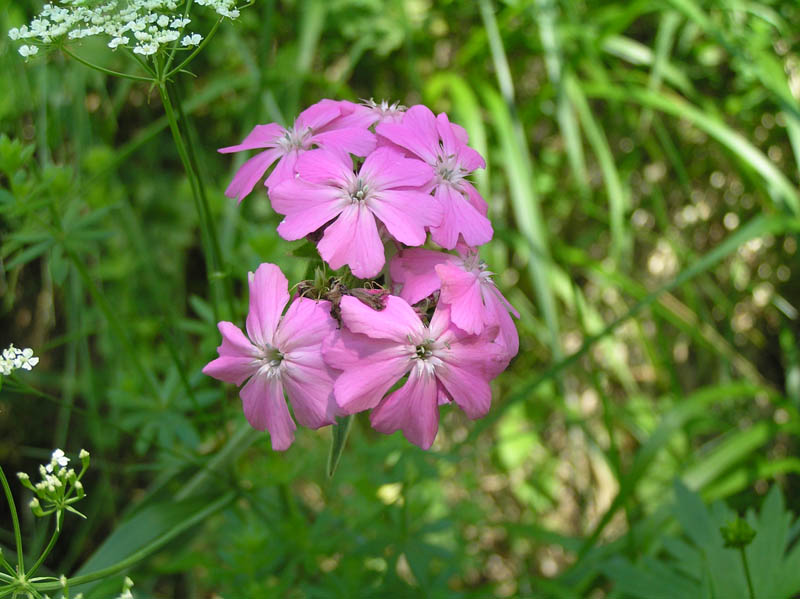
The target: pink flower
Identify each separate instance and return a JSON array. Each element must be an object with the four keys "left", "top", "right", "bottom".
[
  {"left": 203, "top": 263, "right": 338, "bottom": 450},
  {"left": 322, "top": 295, "right": 506, "bottom": 449},
  {"left": 390, "top": 247, "right": 519, "bottom": 359},
  {"left": 376, "top": 104, "right": 492, "bottom": 249},
  {"left": 219, "top": 99, "right": 376, "bottom": 202},
  {"left": 270, "top": 147, "right": 443, "bottom": 278}
]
